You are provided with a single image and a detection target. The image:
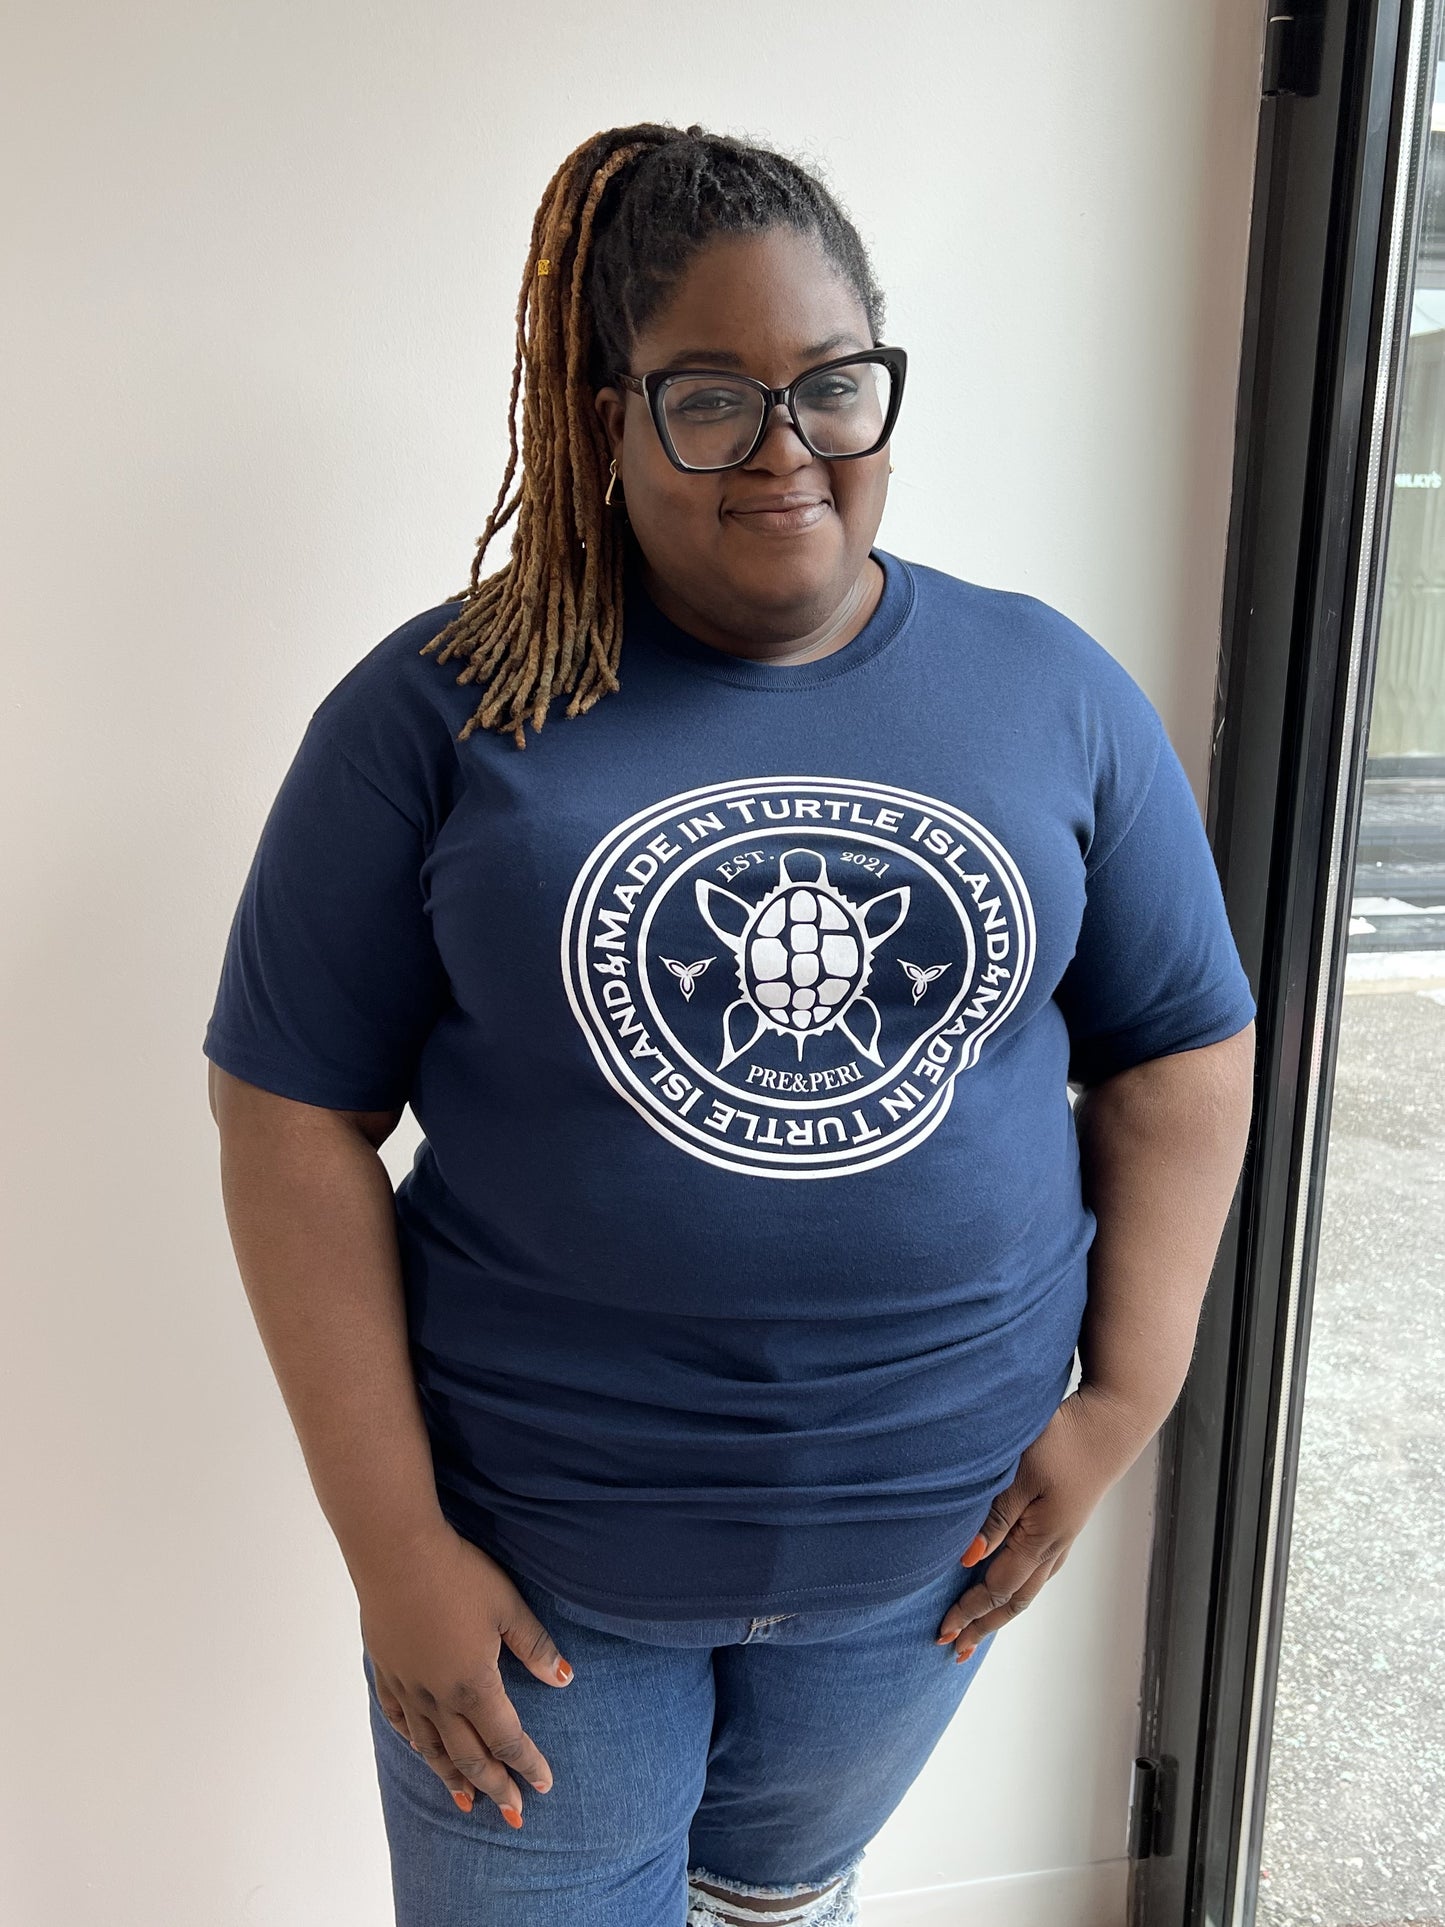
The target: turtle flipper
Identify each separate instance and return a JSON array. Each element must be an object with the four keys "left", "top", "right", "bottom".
[
  {"left": 717, "top": 998, "right": 769, "bottom": 1070},
  {"left": 837, "top": 995, "right": 884, "bottom": 1066},
  {"left": 860, "top": 886, "right": 910, "bottom": 950},
  {"left": 695, "top": 880, "right": 752, "bottom": 952}
]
